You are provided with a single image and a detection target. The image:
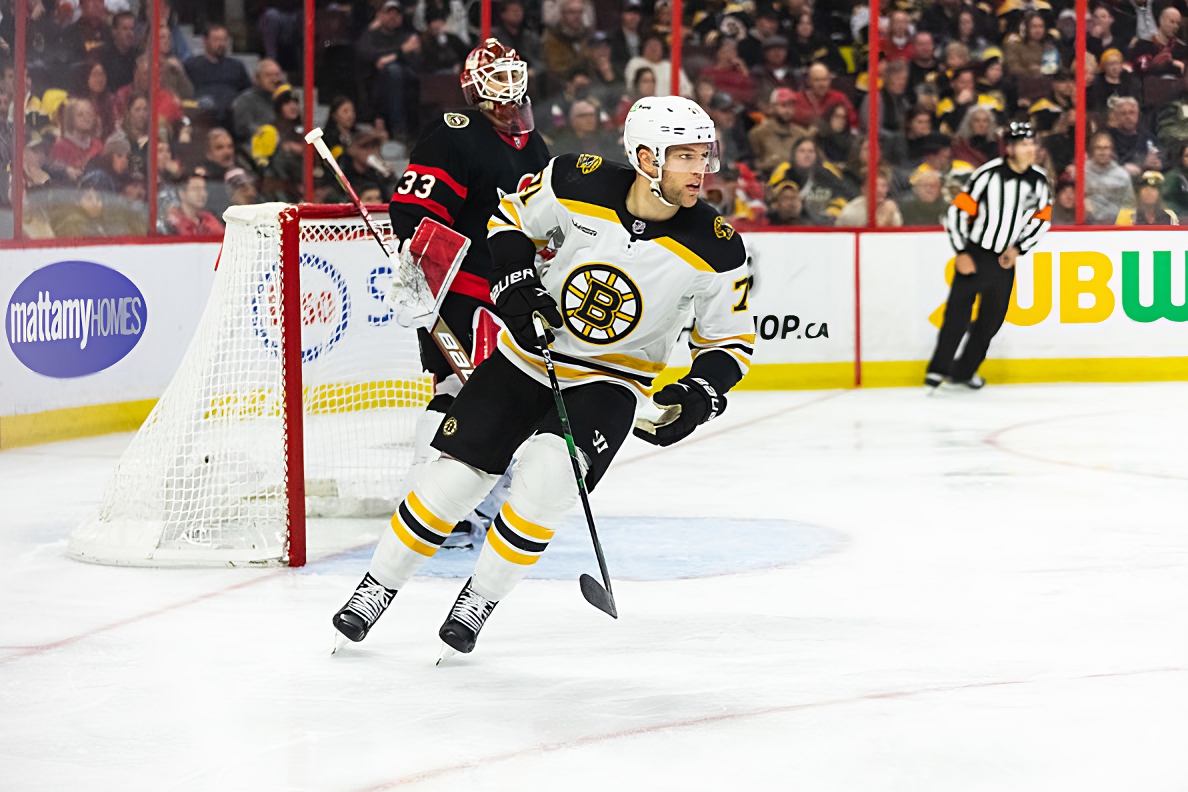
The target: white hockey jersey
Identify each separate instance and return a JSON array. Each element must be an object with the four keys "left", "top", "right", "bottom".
[{"left": 487, "top": 153, "right": 754, "bottom": 398}]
